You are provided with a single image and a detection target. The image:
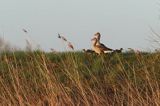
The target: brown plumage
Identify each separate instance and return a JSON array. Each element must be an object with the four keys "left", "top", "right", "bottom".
[
  {"left": 94, "top": 32, "right": 113, "bottom": 51},
  {"left": 91, "top": 38, "right": 106, "bottom": 55}
]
